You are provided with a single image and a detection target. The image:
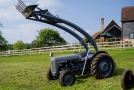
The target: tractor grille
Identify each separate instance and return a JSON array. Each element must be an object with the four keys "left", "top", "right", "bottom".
[{"left": 51, "top": 61, "right": 56, "bottom": 73}]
